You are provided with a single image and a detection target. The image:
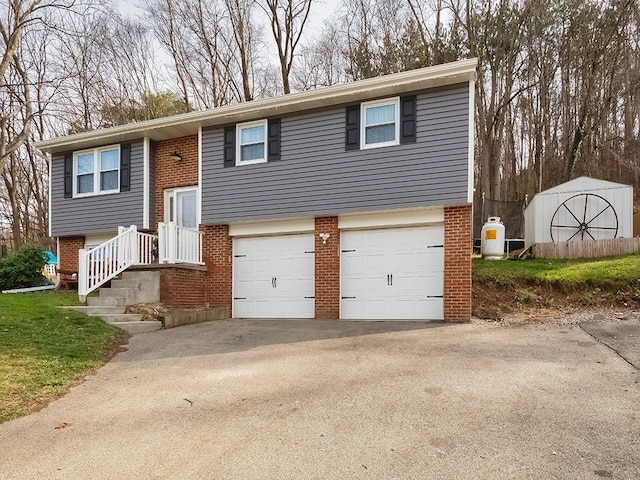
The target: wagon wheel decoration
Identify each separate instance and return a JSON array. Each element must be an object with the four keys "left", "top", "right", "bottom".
[{"left": 549, "top": 193, "right": 618, "bottom": 242}]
